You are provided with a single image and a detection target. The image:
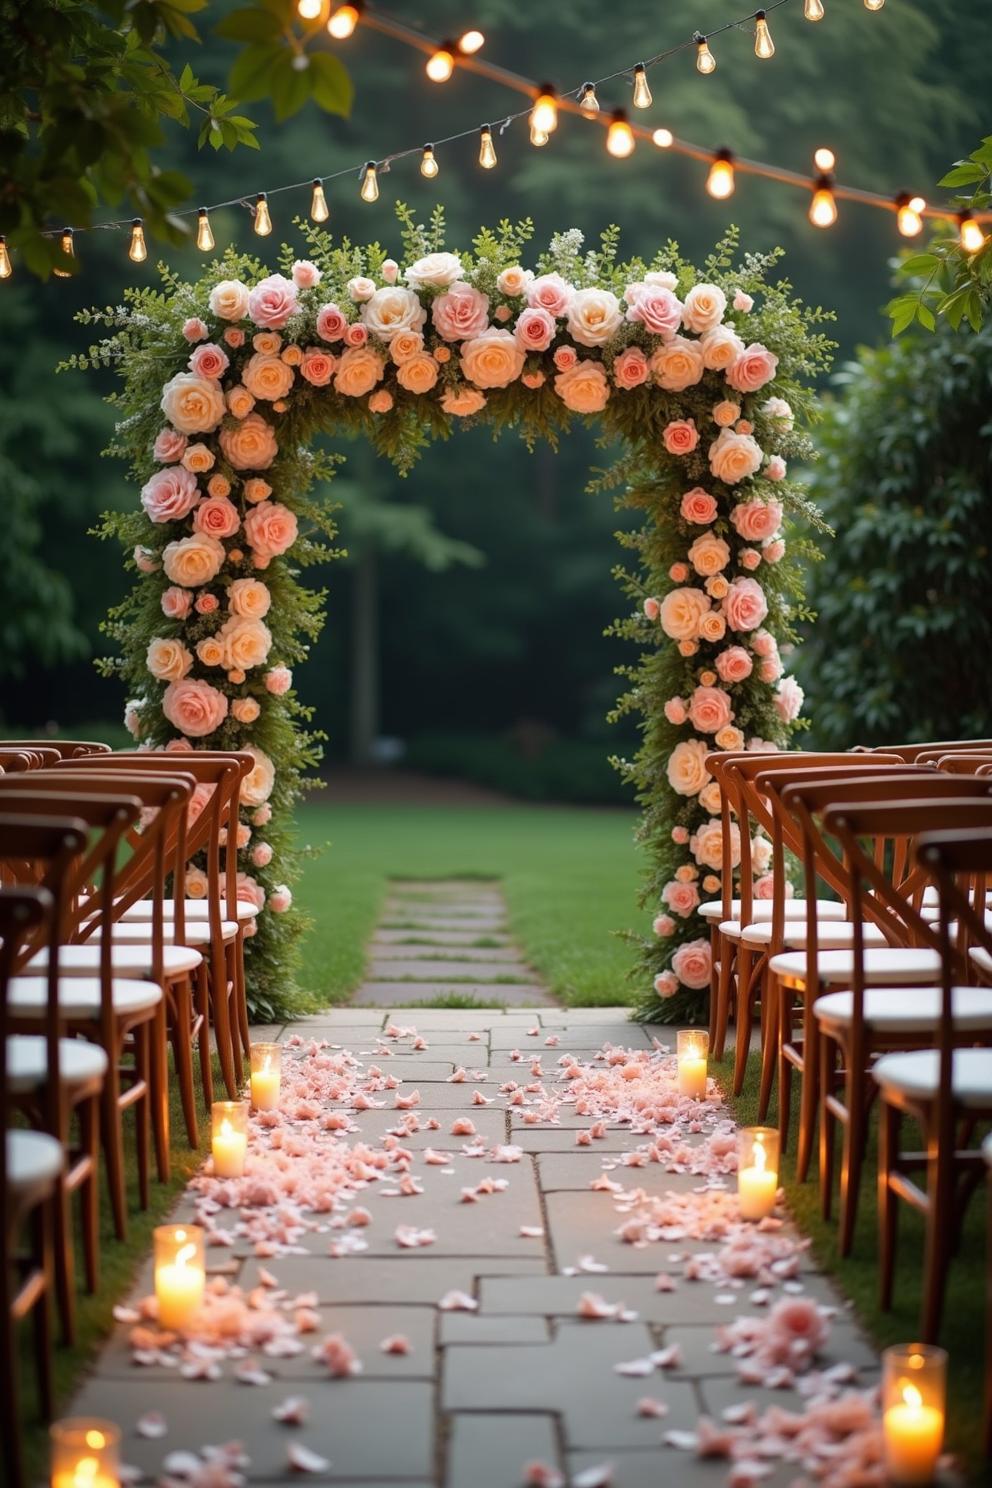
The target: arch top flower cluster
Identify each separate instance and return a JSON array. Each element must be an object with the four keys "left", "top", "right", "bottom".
[{"left": 76, "top": 212, "right": 833, "bottom": 1022}]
